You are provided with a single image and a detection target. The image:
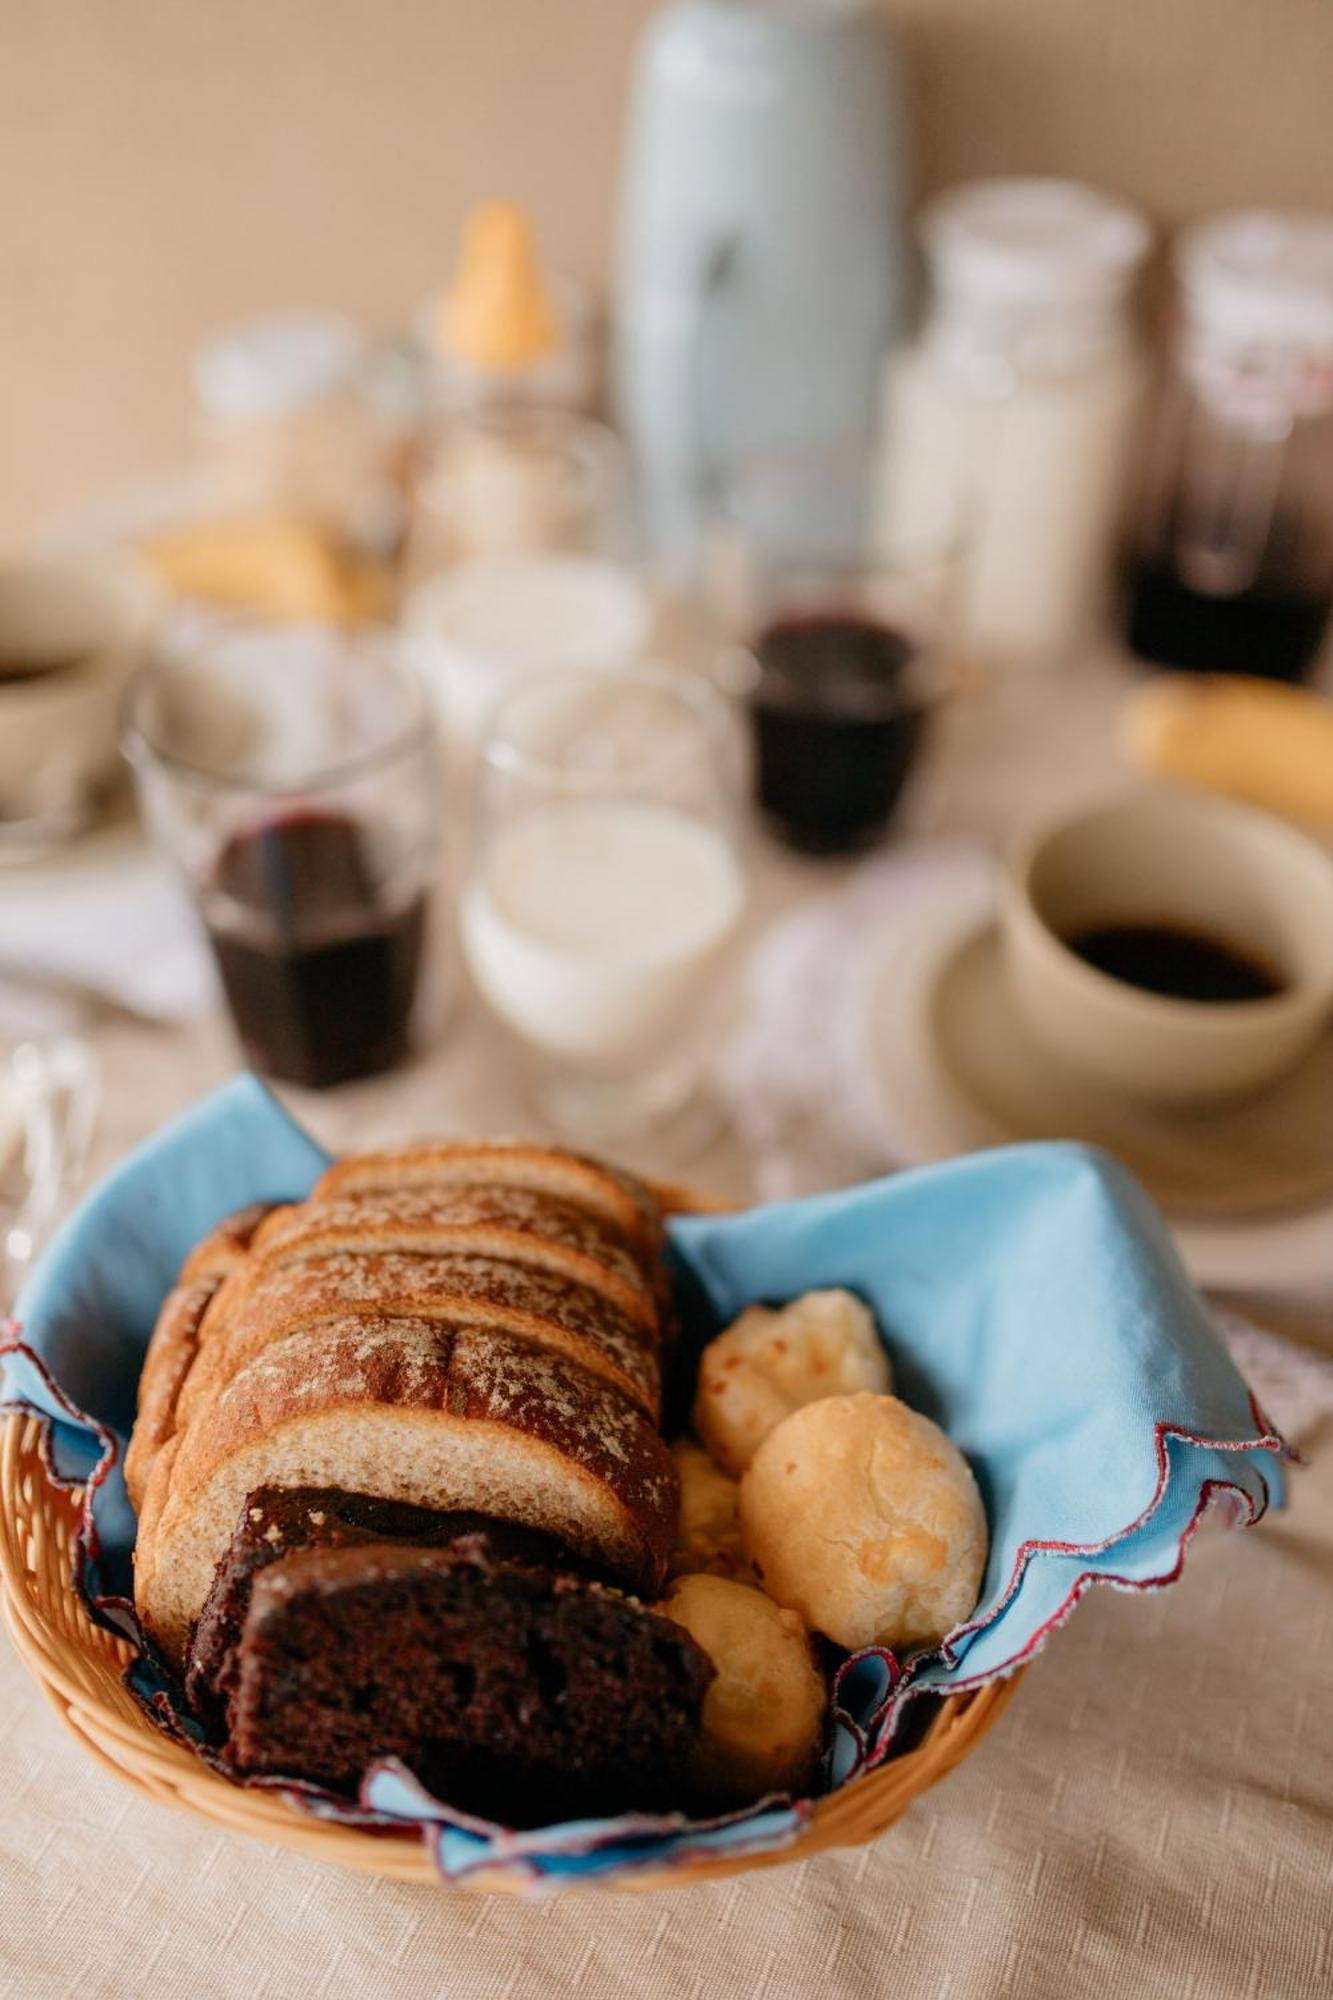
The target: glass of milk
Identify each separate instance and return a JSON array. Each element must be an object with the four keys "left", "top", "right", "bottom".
[{"left": 461, "top": 663, "right": 746, "bottom": 1142}]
